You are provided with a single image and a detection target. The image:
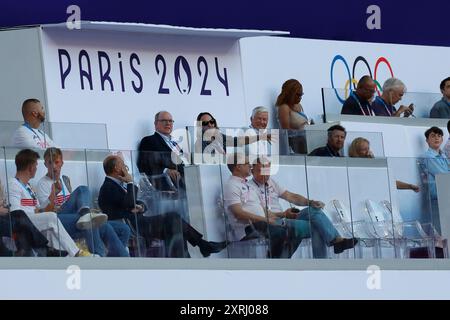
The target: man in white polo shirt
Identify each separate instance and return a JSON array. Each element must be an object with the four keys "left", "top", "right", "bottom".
[
  {"left": 11, "top": 98, "right": 56, "bottom": 150},
  {"left": 248, "top": 157, "right": 357, "bottom": 258},
  {"left": 223, "top": 153, "right": 303, "bottom": 258}
]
